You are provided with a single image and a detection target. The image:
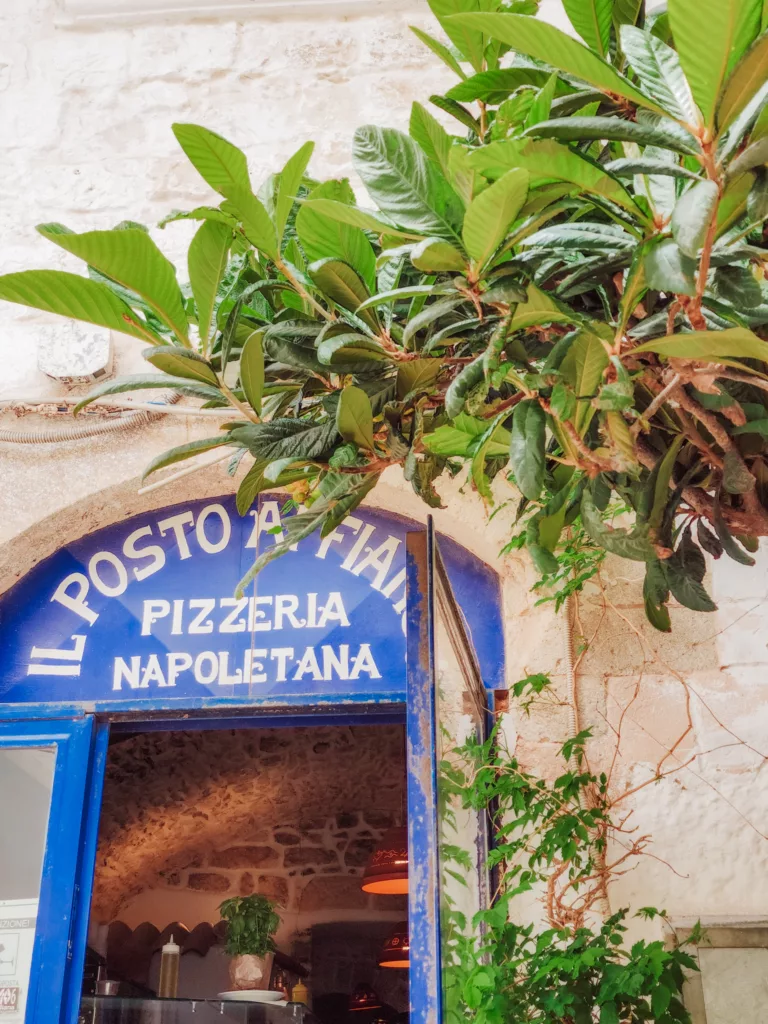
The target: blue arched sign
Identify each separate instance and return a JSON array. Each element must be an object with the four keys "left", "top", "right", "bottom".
[{"left": 0, "top": 496, "right": 503, "bottom": 709}]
